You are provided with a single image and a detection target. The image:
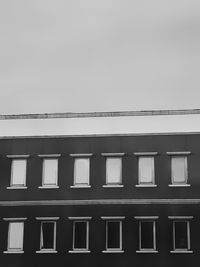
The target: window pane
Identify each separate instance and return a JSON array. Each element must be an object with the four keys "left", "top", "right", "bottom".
[
  {"left": 74, "top": 158, "right": 89, "bottom": 185},
  {"left": 107, "top": 221, "right": 120, "bottom": 249},
  {"left": 8, "top": 222, "right": 24, "bottom": 250},
  {"left": 172, "top": 157, "right": 187, "bottom": 183},
  {"left": 106, "top": 158, "right": 122, "bottom": 184},
  {"left": 74, "top": 222, "right": 87, "bottom": 249},
  {"left": 41, "top": 222, "right": 55, "bottom": 249},
  {"left": 11, "top": 160, "right": 26, "bottom": 186},
  {"left": 140, "top": 221, "right": 154, "bottom": 249},
  {"left": 174, "top": 221, "right": 188, "bottom": 249},
  {"left": 139, "top": 157, "right": 154, "bottom": 184},
  {"left": 43, "top": 159, "right": 58, "bottom": 185}
]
